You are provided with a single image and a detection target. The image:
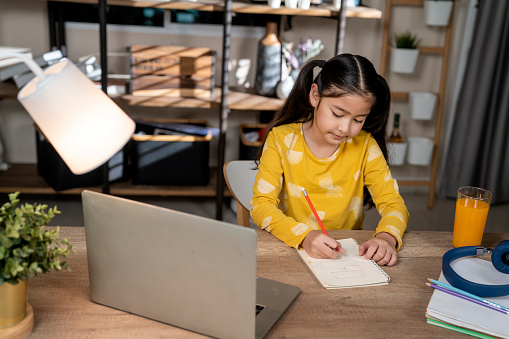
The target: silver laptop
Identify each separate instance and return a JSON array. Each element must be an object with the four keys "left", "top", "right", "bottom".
[{"left": 82, "top": 190, "right": 300, "bottom": 339}]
